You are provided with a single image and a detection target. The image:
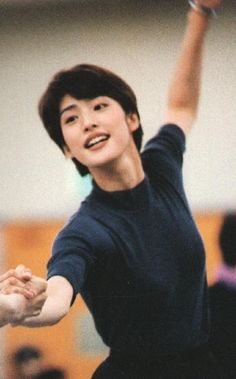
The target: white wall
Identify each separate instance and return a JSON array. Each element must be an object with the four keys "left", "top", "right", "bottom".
[{"left": 0, "top": 0, "right": 235, "bottom": 220}]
